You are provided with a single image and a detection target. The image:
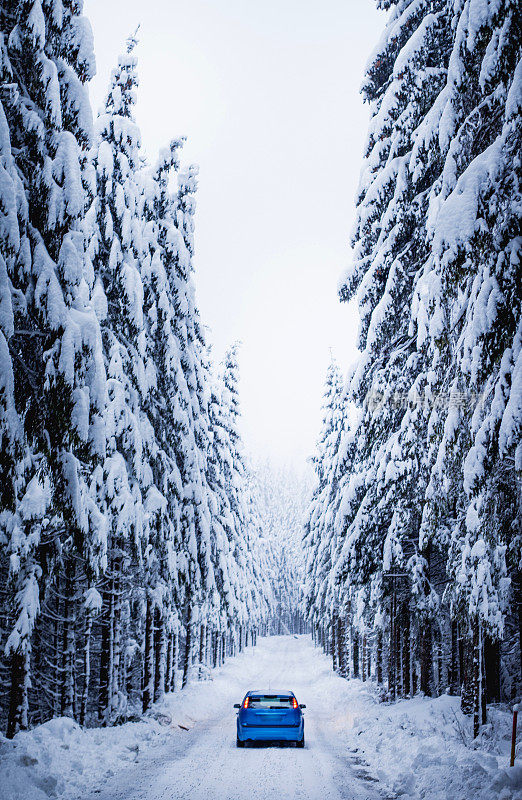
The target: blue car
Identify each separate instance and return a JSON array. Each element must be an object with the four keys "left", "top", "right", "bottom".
[{"left": 234, "top": 691, "right": 306, "bottom": 747}]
